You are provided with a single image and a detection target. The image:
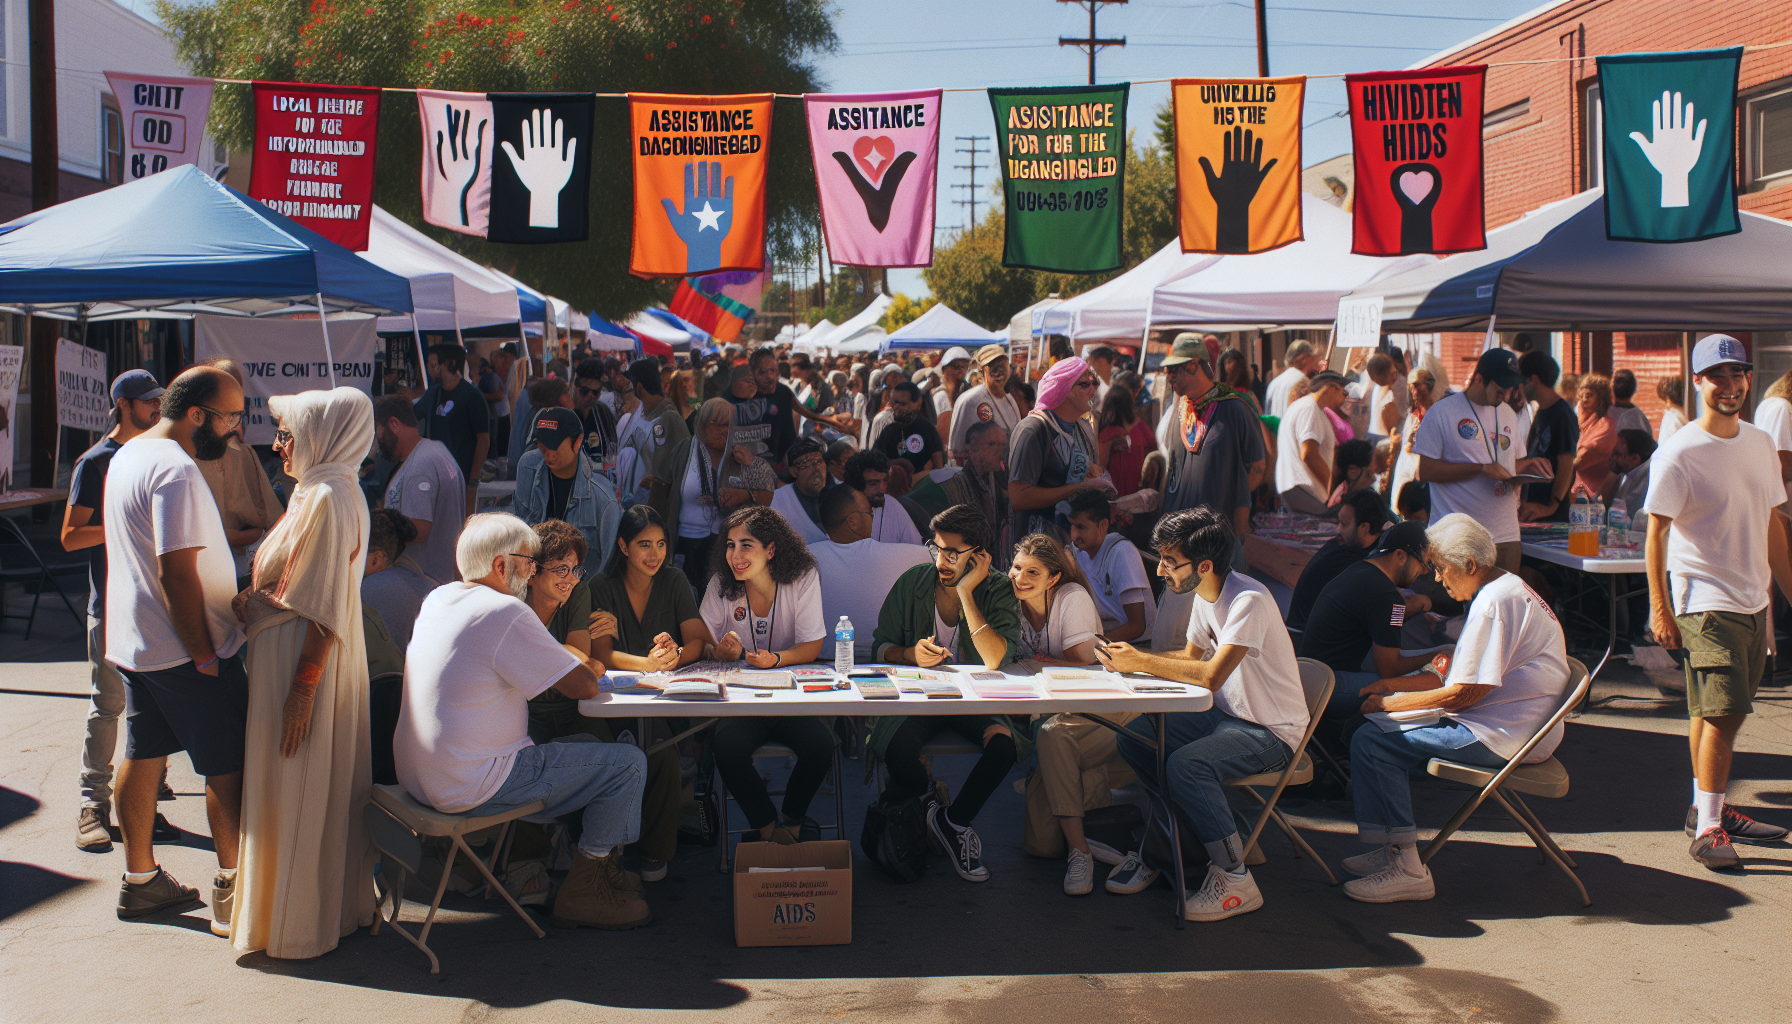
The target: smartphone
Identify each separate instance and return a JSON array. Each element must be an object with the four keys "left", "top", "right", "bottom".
[{"left": 855, "top": 677, "right": 899, "bottom": 700}]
